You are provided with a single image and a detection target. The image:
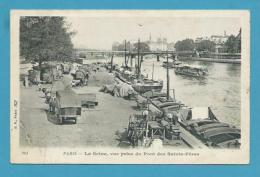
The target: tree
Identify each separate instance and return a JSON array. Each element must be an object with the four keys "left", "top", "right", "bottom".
[
  {"left": 20, "top": 16, "right": 75, "bottom": 65},
  {"left": 112, "top": 41, "right": 132, "bottom": 51},
  {"left": 133, "top": 42, "right": 150, "bottom": 52},
  {"left": 116, "top": 44, "right": 126, "bottom": 51},
  {"left": 174, "top": 39, "right": 195, "bottom": 51},
  {"left": 224, "top": 34, "right": 241, "bottom": 53},
  {"left": 196, "top": 40, "right": 216, "bottom": 52}
]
